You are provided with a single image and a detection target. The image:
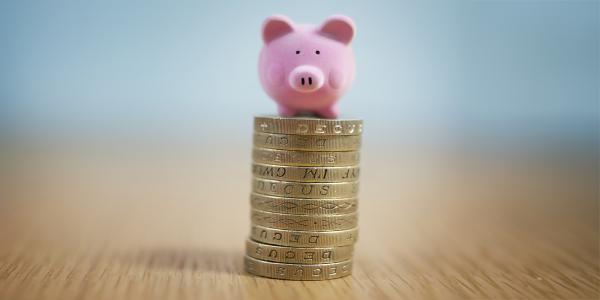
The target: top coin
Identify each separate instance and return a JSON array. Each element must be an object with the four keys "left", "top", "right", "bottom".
[{"left": 254, "top": 116, "right": 363, "bottom": 136}]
